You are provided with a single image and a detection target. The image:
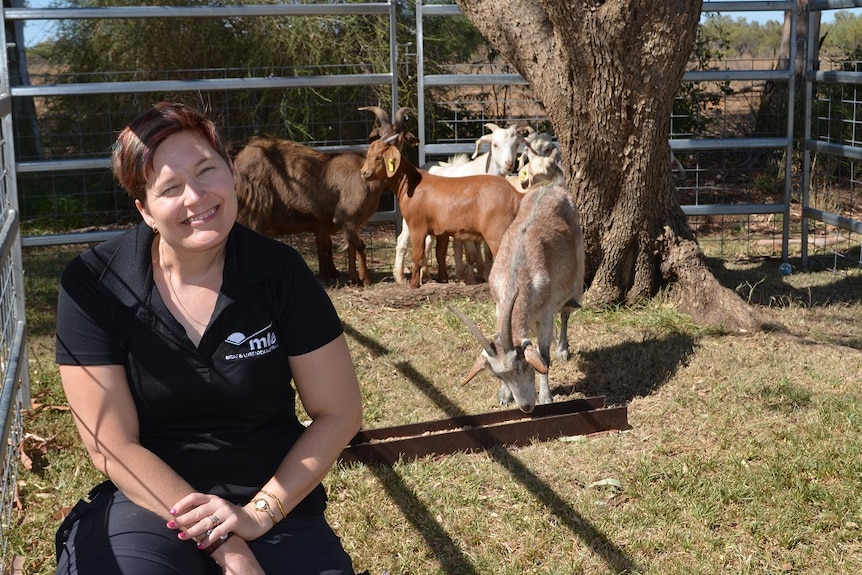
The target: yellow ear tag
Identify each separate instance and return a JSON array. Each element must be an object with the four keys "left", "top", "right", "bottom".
[
  {"left": 519, "top": 168, "right": 528, "bottom": 183},
  {"left": 387, "top": 158, "right": 395, "bottom": 172}
]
